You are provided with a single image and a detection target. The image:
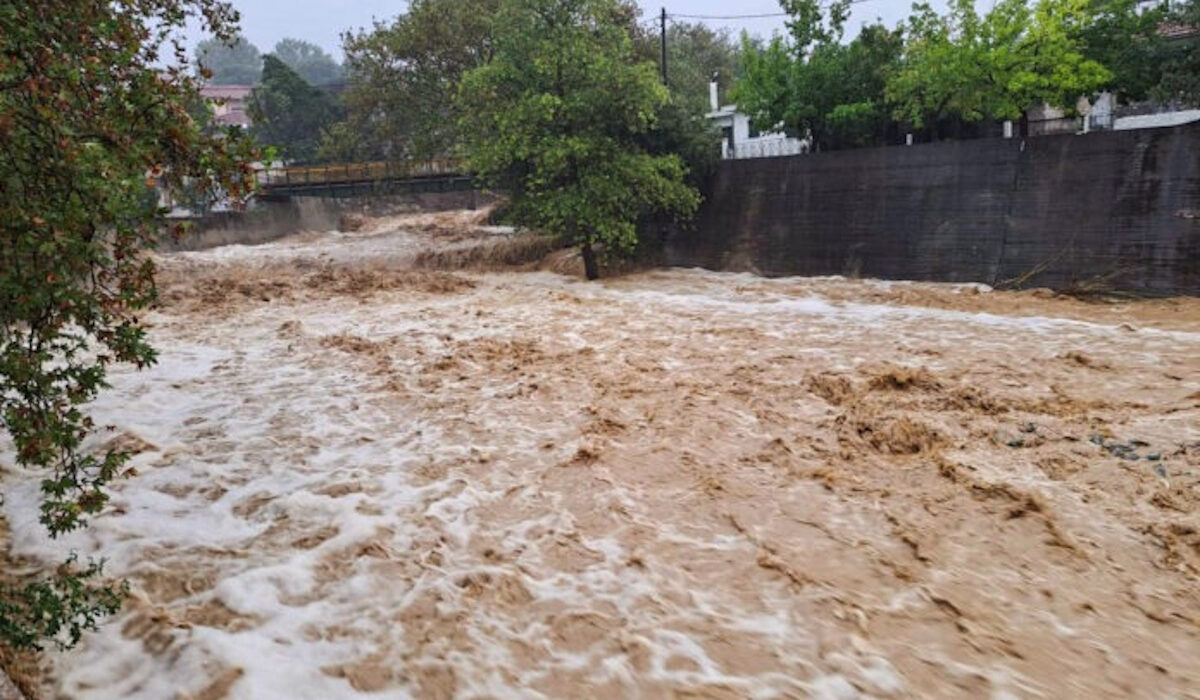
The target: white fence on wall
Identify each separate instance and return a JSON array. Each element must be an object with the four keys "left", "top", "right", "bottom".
[{"left": 727, "top": 138, "right": 809, "bottom": 159}]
